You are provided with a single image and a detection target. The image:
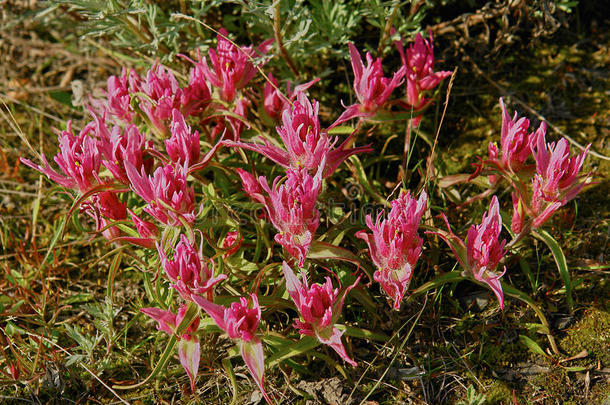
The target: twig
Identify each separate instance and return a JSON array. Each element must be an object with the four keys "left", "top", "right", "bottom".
[
  {"left": 0, "top": 97, "right": 40, "bottom": 160},
  {"left": 273, "top": 0, "right": 299, "bottom": 78},
  {"left": 467, "top": 56, "right": 610, "bottom": 161},
  {"left": 376, "top": 0, "right": 400, "bottom": 56},
  {"left": 425, "top": 67, "right": 458, "bottom": 186}
]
